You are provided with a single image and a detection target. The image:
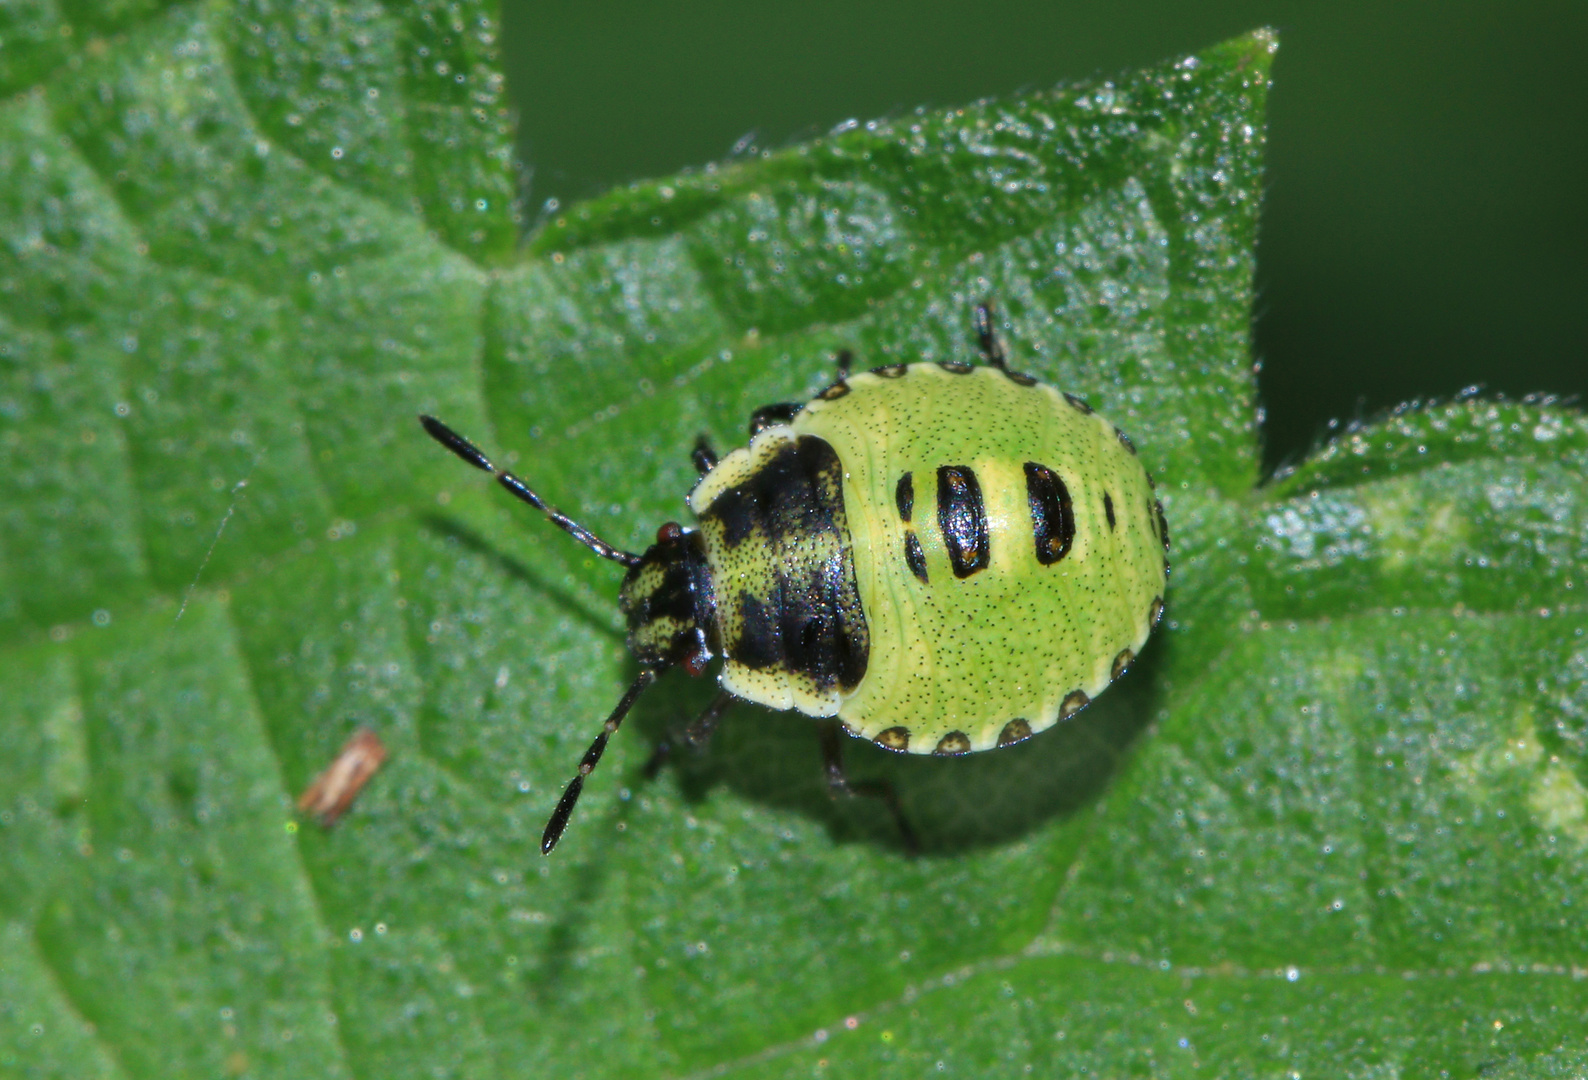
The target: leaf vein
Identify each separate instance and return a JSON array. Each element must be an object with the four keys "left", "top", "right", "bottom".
[
  {"left": 223, "top": 602, "right": 364, "bottom": 1080},
  {"left": 24, "top": 918, "right": 137, "bottom": 1080}
]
